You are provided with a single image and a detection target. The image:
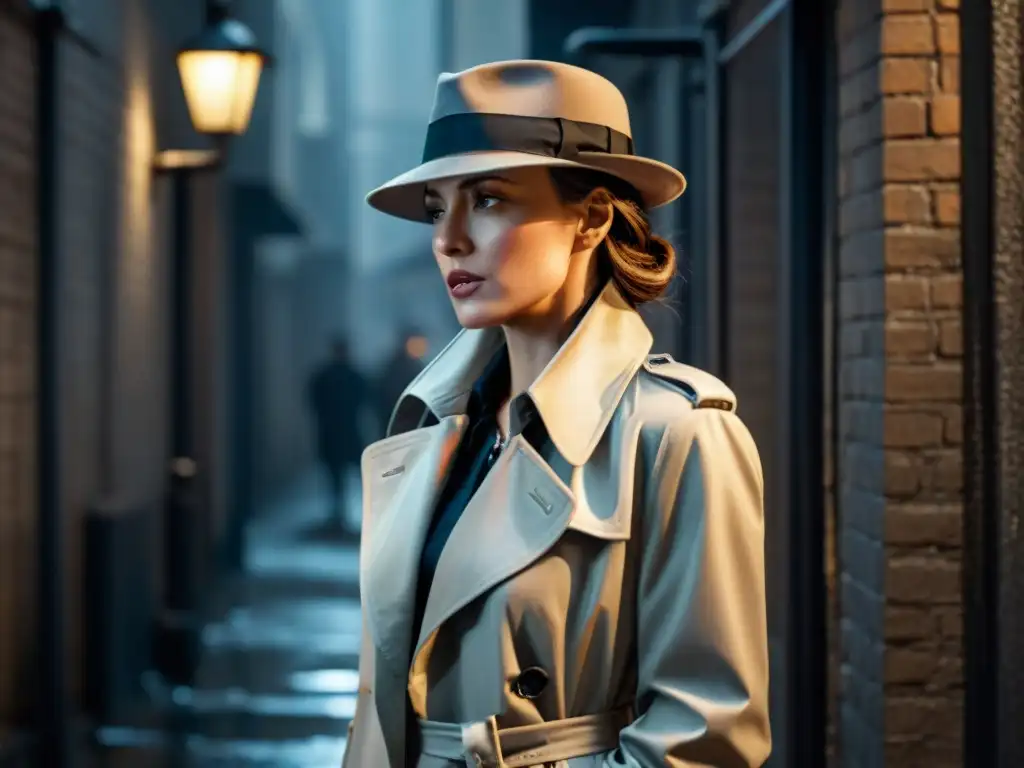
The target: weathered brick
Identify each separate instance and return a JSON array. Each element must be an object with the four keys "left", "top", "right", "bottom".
[
  {"left": 841, "top": 191, "right": 885, "bottom": 236},
  {"left": 883, "top": 97, "right": 928, "bottom": 137},
  {"left": 843, "top": 275, "right": 887, "bottom": 319},
  {"left": 883, "top": 184, "right": 931, "bottom": 223},
  {"left": 936, "top": 14, "right": 960, "bottom": 54},
  {"left": 880, "top": 57, "right": 933, "bottom": 94},
  {"left": 848, "top": 143, "right": 885, "bottom": 194},
  {"left": 884, "top": 410, "right": 944, "bottom": 447},
  {"left": 841, "top": 65, "right": 883, "bottom": 117},
  {"left": 931, "top": 274, "right": 962, "bottom": 308},
  {"left": 887, "top": 556, "right": 960, "bottom": 604},
  {"left": 884, "top": 138, "right": 960, "bottom": 182},
  {"left": 886, "top": 320, "right": 934, "bottom": 357},
  {"left": 886, "top": 503, "right": 961, "bottom": 545},
  {"left": 942, "top": 405, "right": 962, "bottom": 444},
  {"left": 929, "top": 452, "right": 963, "bottom": 493},
  {"left": 886, "top": 696, "right": 962, "bottom": 742},
  {"left": 932, "top": 656, "right": 963, "bottom": 688},
  {"left": 938, "top": 319, "right": 962, "bottom": 356},
  {"left": 930, "top": 94, "right": 961, "bottom": 135},
  {"left": 885, "top": 275, "right": 930, "bottom": 312},
  {"left": 886, "top": 741, "right": 962, "bottom": 768},
  {"left": 886, "top": 364, "right": 962, "bottom": 401},
  {"left": 934, "top": 186, "right": 960, "bottom": 224},
  {"left": 939, "top": 56, "right": 960, "bottom": 92},
  {"left": 881, "top": 15, "right": 937, "bottom": 54},
  {"left": 886, "top": 452, "right": 922, "bottom": 497},
  {"left": 883, "top": 0, "right": 932, "bottom": 10},
  {"left": 936, "top": 606, "right": 963, "bottom": 637},
  {"left": 885, "top": 646, "right": 937, "bottom": 684},
  {"left": 840, "top": 101, "right": 884, "bottom": 155},
  {"left": 886, "top": 605, "right": 937, "bottom": 640},
  {"left": 841, "top": 230, "right": 887, "bottom": 277},
  {"left": 885, "top": 228, "right": 960, "bottom": 269}
]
